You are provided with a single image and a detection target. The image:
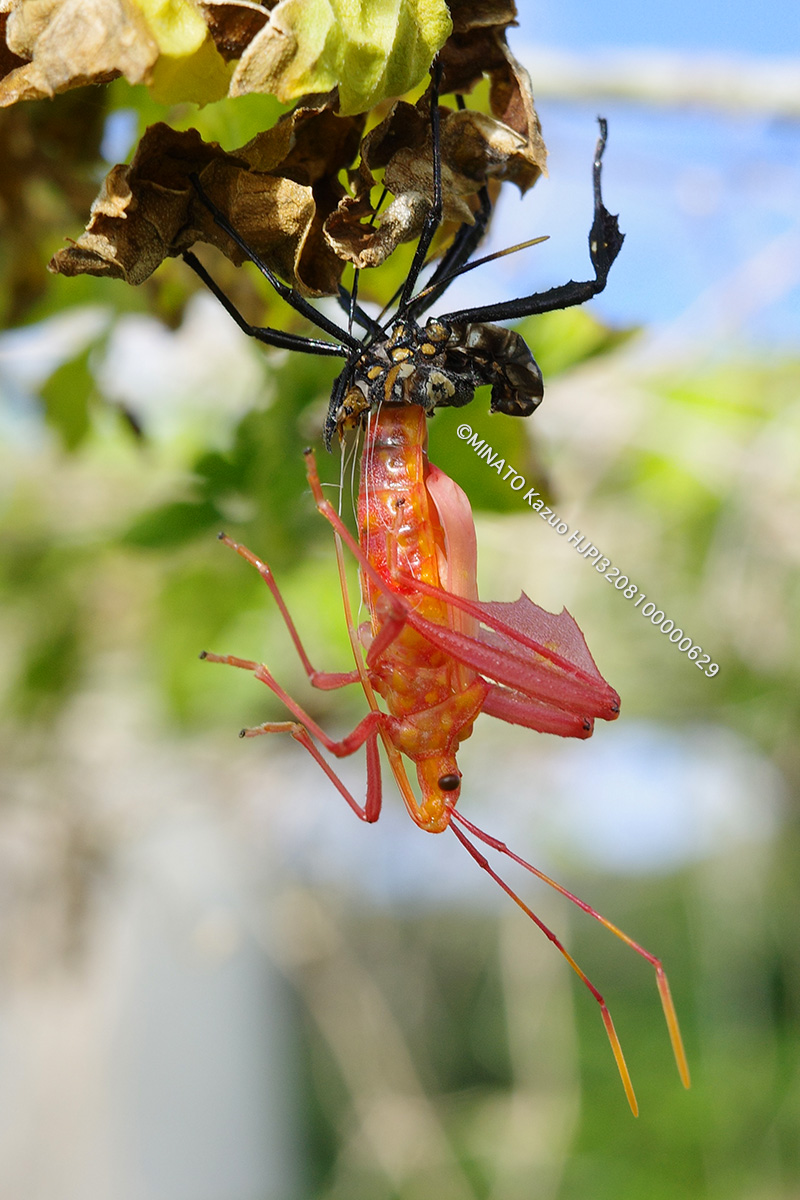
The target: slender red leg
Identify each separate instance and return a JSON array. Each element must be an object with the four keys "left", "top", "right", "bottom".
[
  {"left": 216, "top": 533, "right": 361, "bottom": 691},
  {"left": 200, "top": 651, "right": 383, "bottom": 822}
]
